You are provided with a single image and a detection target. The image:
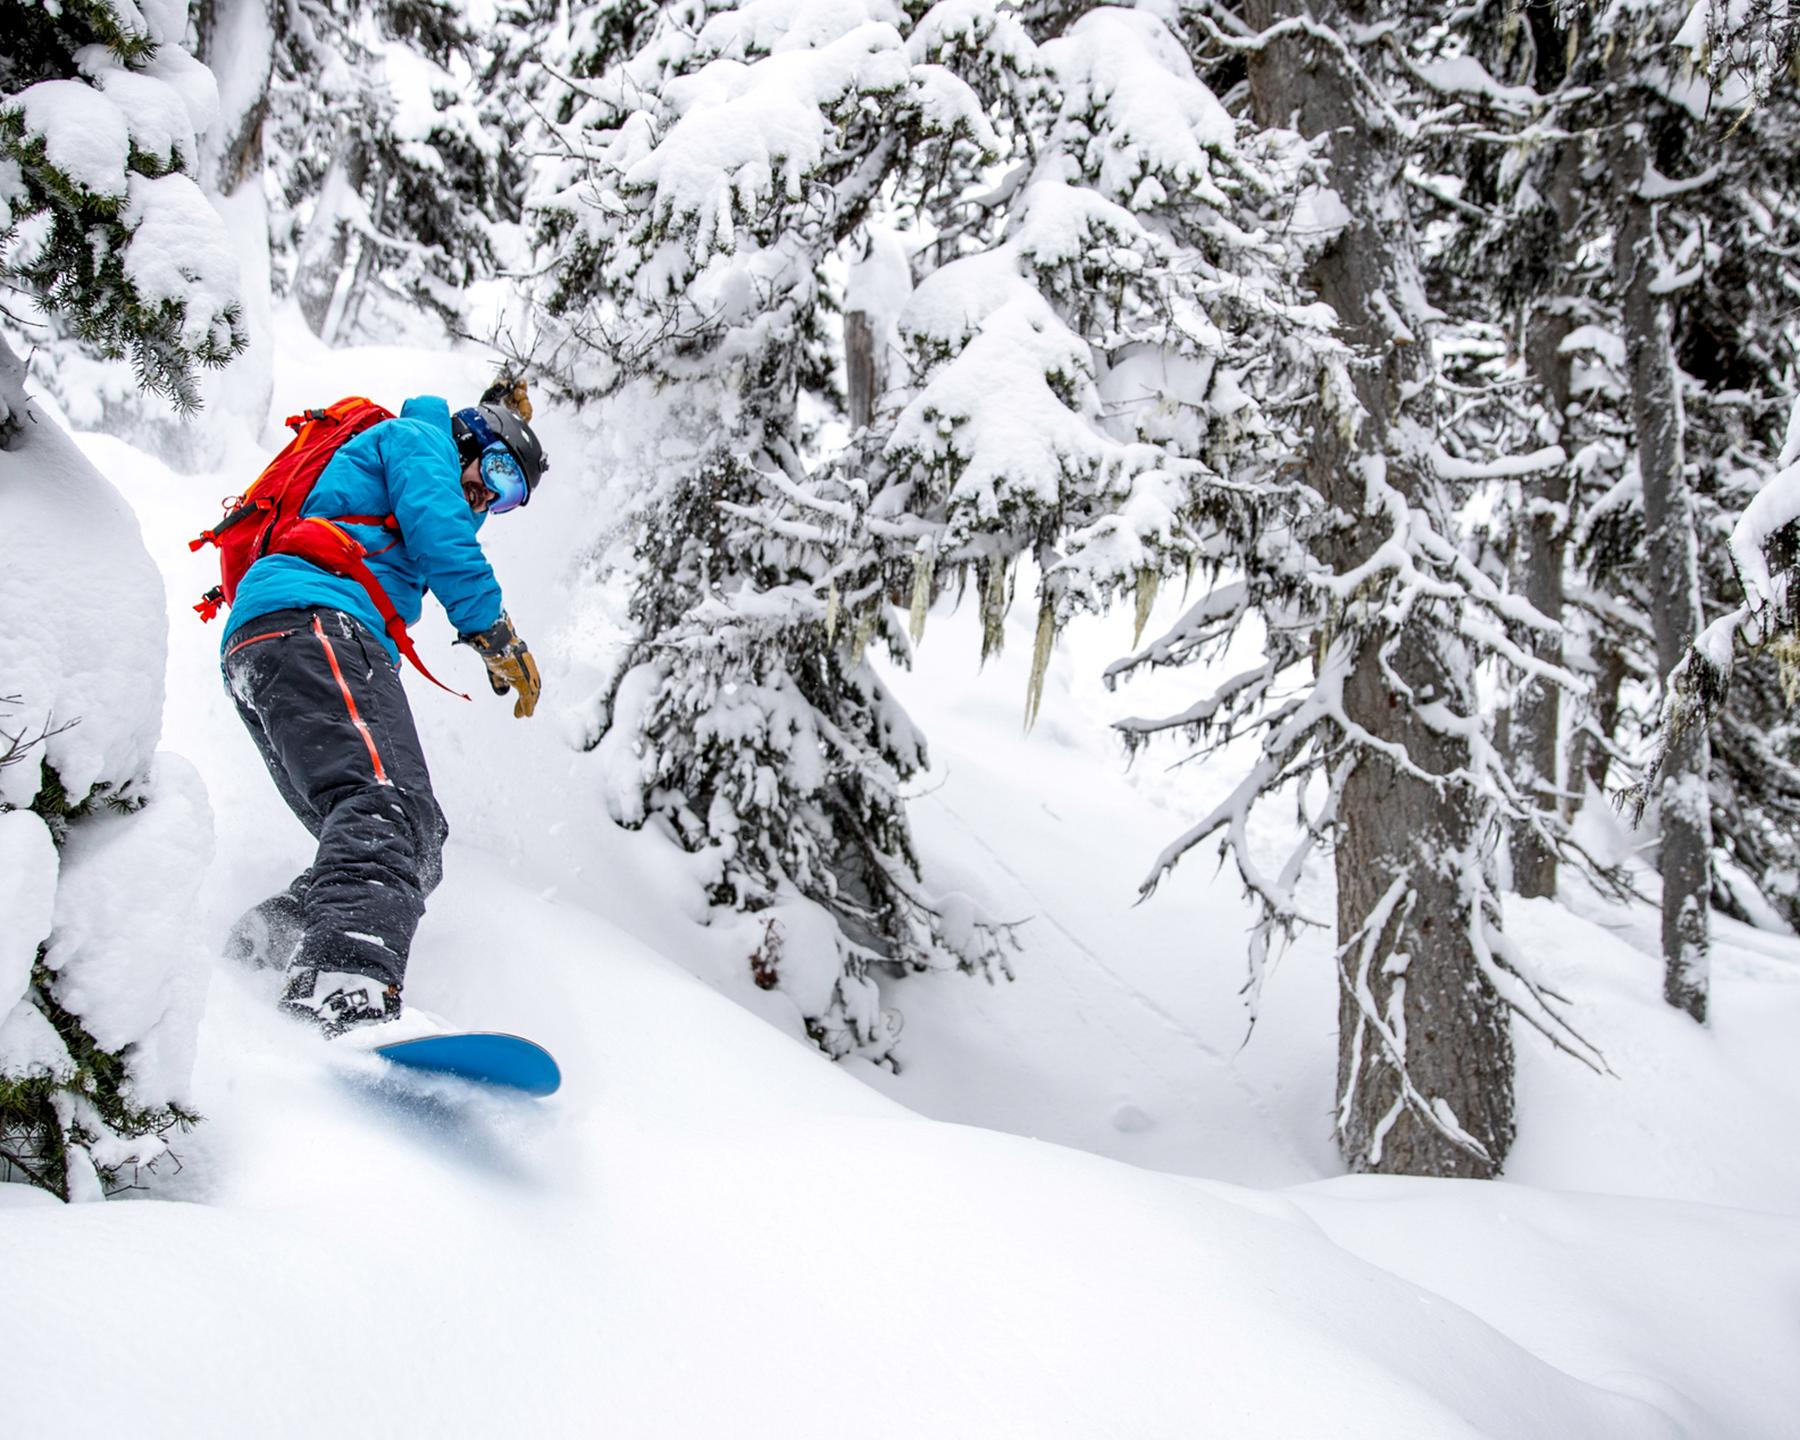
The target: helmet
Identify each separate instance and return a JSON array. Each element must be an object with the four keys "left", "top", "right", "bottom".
[{"left": 453, "top": 403, "right": 548, "bottom": 510}]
